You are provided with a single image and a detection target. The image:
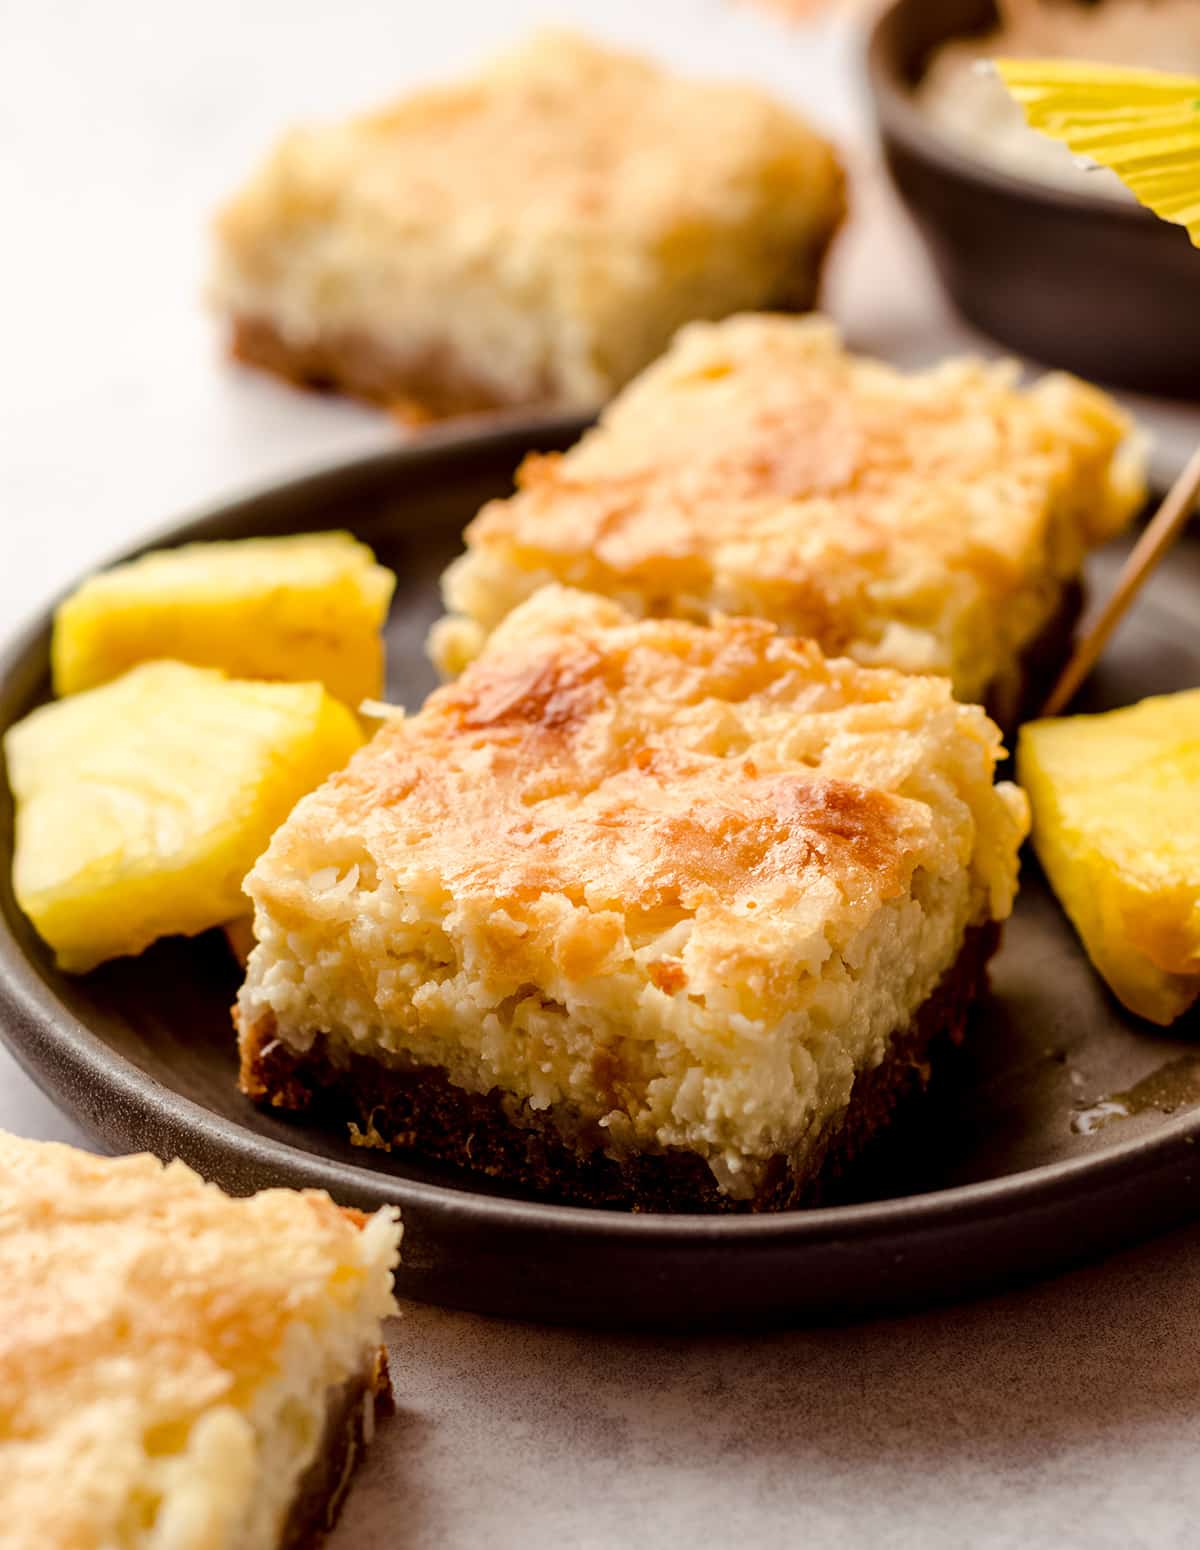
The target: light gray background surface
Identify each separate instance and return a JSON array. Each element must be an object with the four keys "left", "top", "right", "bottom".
[{"left": 2, "top": 3, "right": 1198, "bottom": 1544}]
